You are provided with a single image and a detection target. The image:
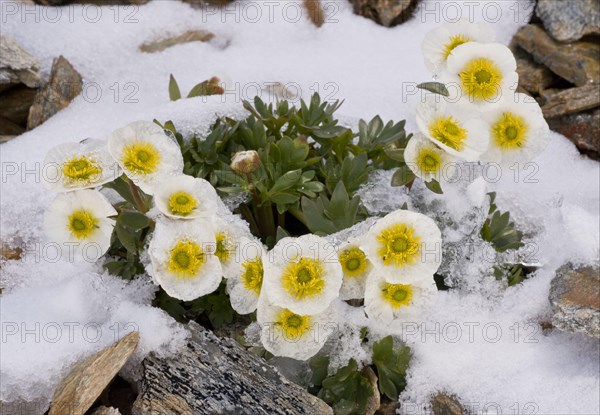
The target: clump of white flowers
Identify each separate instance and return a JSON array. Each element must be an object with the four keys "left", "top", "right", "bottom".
[
  {"left": 408, "top": 20, "right": 549, "bottom": 191},
  {"left": 38, "top": 20, "right": 543, "bottom": 364}
]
